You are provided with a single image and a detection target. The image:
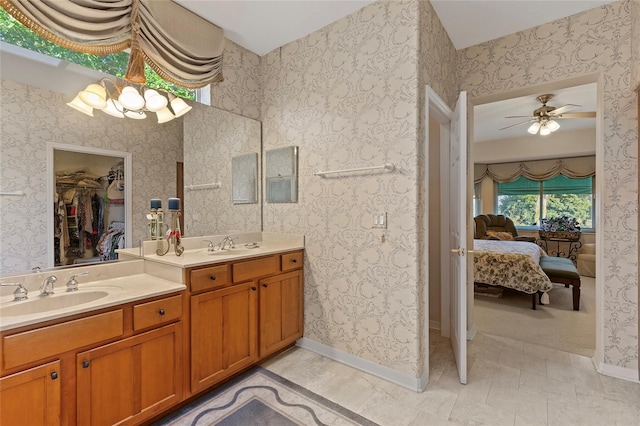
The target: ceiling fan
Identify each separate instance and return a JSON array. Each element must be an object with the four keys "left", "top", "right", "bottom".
[{"left": 500, "top": 94, "right": 596, "bottom": 135}]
